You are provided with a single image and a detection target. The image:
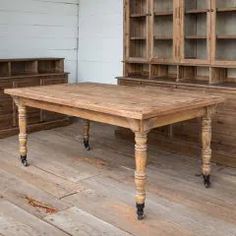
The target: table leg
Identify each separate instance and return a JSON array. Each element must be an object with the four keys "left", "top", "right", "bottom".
[
  {"left": 134, "top": 131, "right": 148, "bottom": 220},
  {"left": 201, "top": 114, "right": 212, "bottom": 188},
  {"left": 18, "top": 104, "right": 28, "bottom": 167},
  {"left": 83, "top": 119, "right": 91, "bottom": 151}
]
